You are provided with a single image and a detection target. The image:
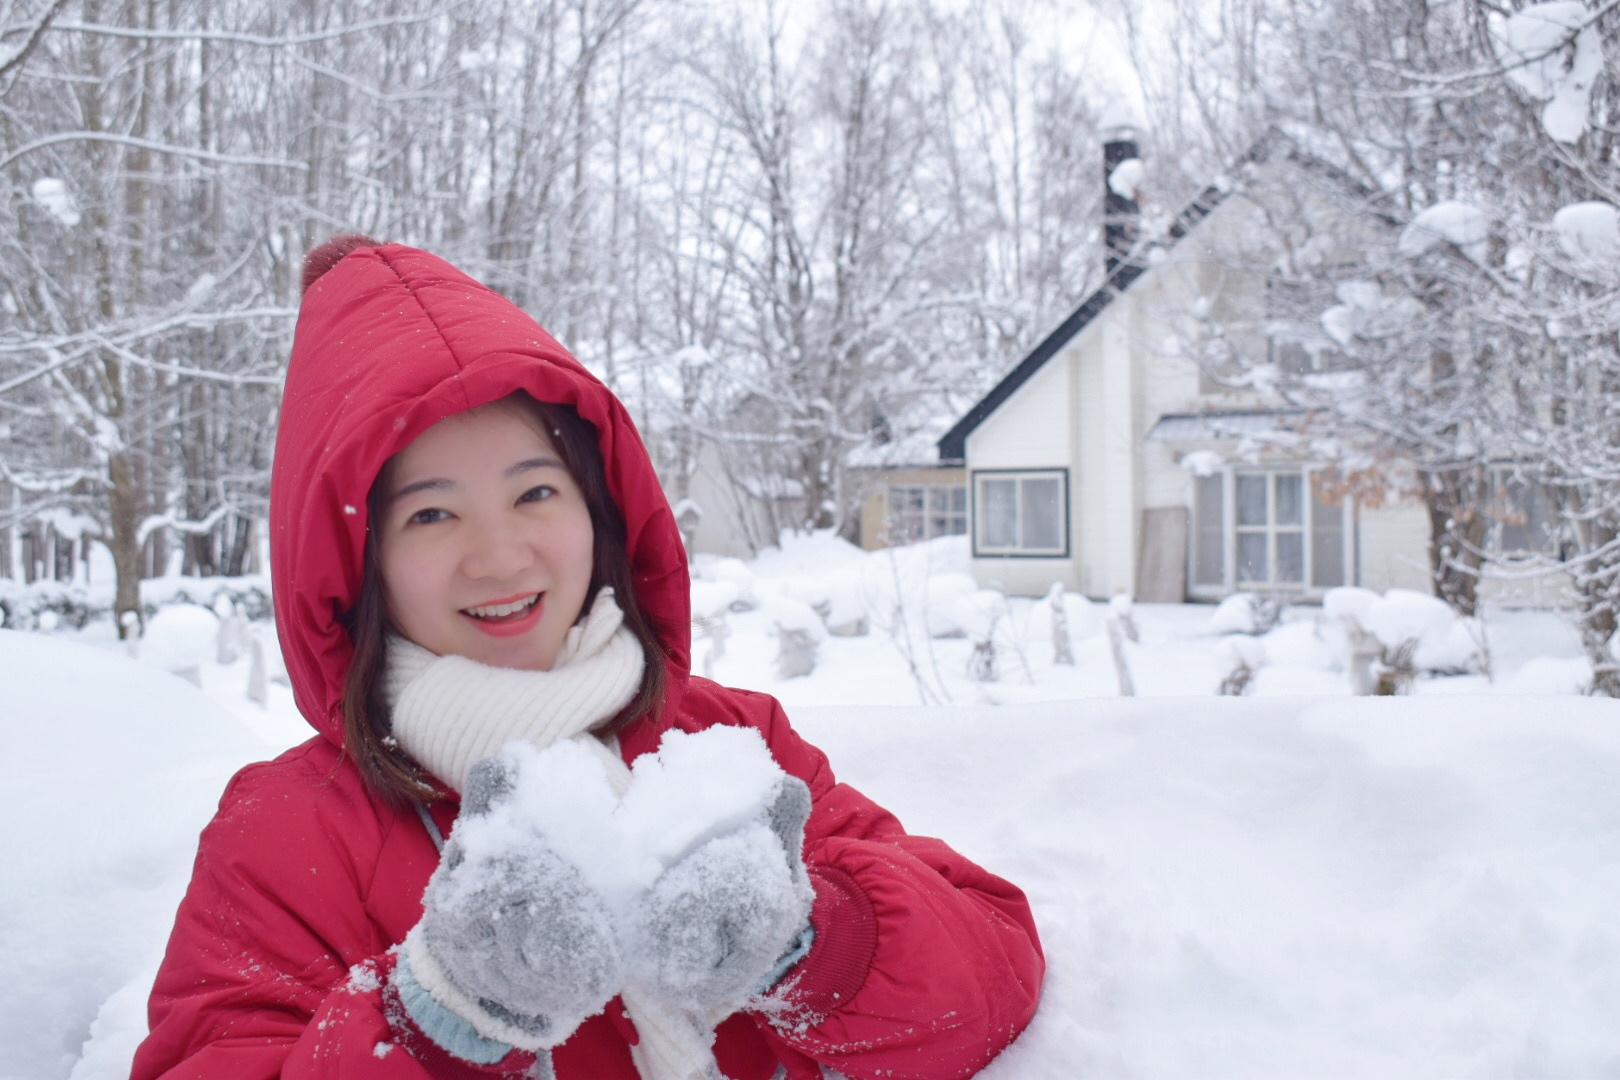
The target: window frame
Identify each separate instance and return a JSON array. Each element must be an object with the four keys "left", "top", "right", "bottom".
[
  {"left": 886, "top": 483, "right": 967, "bottom": 545},
  {"left": 971, "top": 468, "right": 1070, "bottom": 558},
  {"left": 1187, "top": 465, "right": 1355, "bottom": 598}
]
